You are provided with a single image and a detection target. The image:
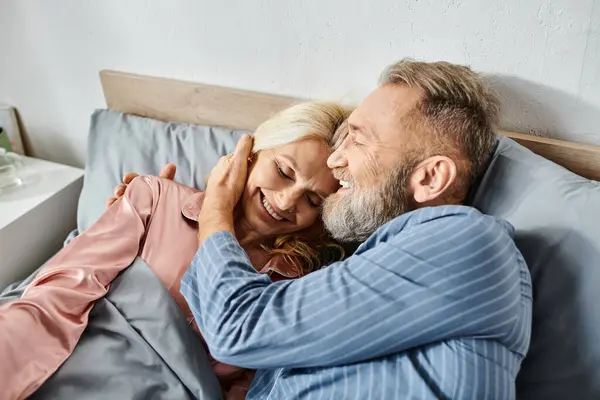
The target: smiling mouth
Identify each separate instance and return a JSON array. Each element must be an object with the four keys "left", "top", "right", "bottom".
[
  {"left": 337, "top": 179, "right": 353, "bottom": 192},
  {"left": 339, "top": 180, "right": 352, "bottom": 189},
  {"left": 260, "top": 192, "right": 285, "bottom": 221}
]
